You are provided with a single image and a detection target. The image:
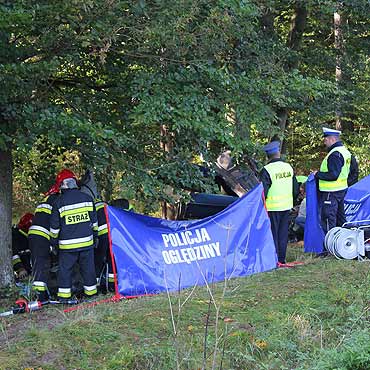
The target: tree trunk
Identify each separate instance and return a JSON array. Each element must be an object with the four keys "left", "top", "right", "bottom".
[
  {"left": 260, "top": 7, "right": 275, "bottom": 36},
  {"left": 276, "top": 3, "right": 308, "bottom": 152},
  {"left": 102, "top": 157, "right": 114, "bottom": 202},
  {"left": 160, "top": 124, "right": 177, "bottom": 220},
  {"left": 334, "top": 3, "right": 344, "bottom": 130},
  {"left": 287, "top": 3, "right": 308, "bottom": 60},
  {"left": 0, "top": 149, "right": 14, "bottom": 289}
]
